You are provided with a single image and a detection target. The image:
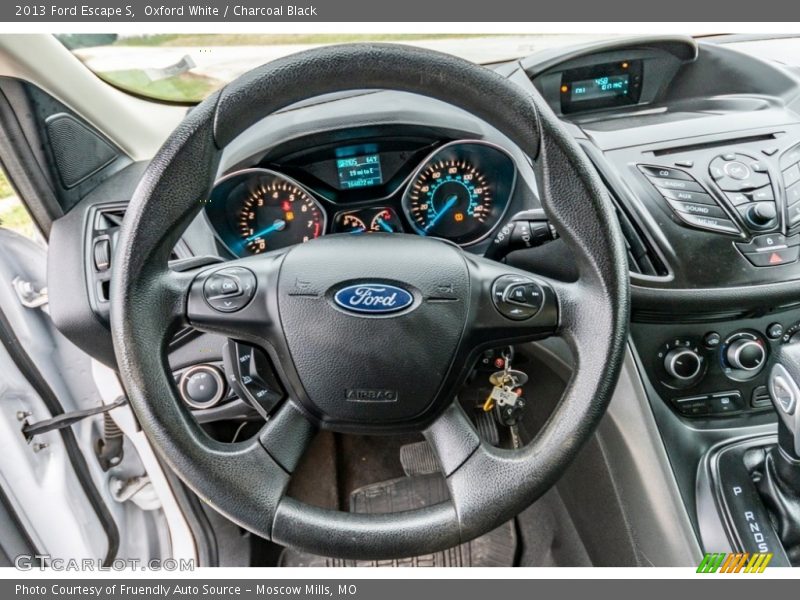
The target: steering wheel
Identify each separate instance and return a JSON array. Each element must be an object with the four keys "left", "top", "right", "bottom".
[{"left": 110, "top": 44, "right": 629, "bottom": 559}]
